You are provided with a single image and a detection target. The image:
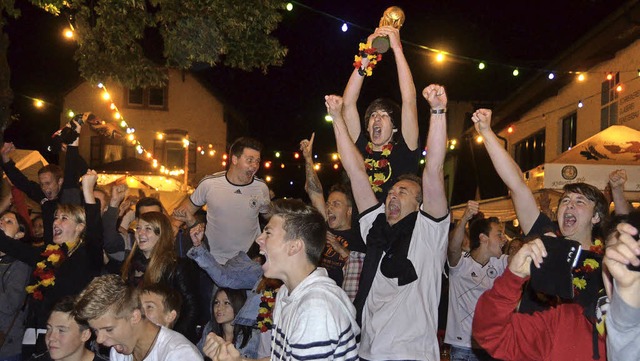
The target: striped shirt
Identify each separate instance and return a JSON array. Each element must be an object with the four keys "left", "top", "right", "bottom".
[{"left": 271, "top": 268, "right": 359, "bottom": 360}]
